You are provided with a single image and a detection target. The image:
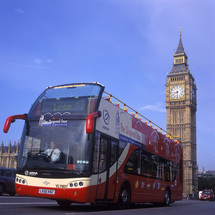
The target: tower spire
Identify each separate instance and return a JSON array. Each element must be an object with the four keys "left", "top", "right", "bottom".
[
  {"left": 175, "top": 27, "right": 185, "bottom": 55},
  {"left": 170, "top": 29, "right": 189, "bottom": 74}
]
